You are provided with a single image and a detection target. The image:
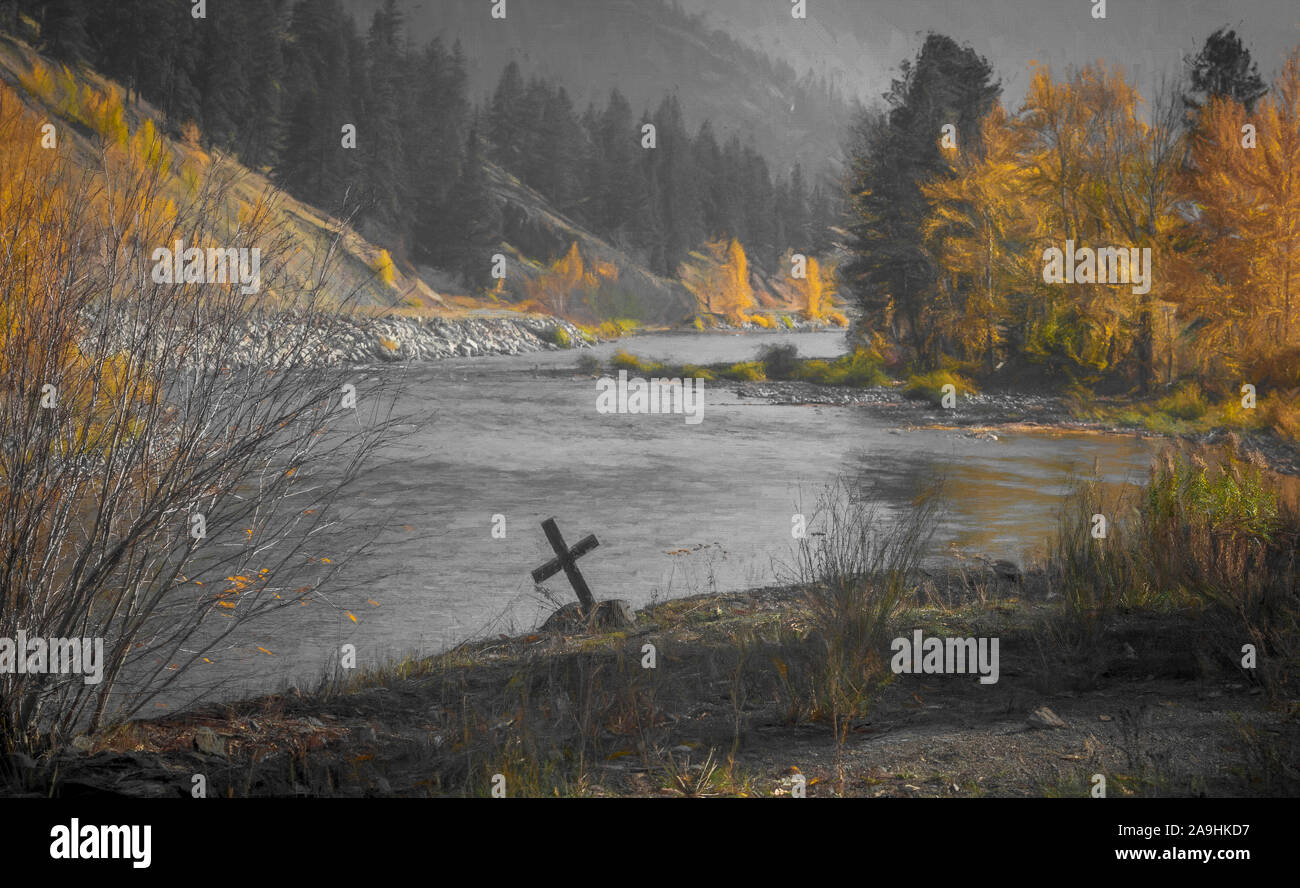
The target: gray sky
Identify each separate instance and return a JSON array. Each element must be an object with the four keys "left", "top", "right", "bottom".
[{"left": 681, "top": 0, "right": 1300, "bottom": 109}]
